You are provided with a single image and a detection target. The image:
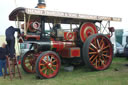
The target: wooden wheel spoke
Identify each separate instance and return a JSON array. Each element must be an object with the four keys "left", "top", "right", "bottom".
[
  {"left": 89, "top": 47, "right": 95, "bottom": 51},
  {"left": 44, "top": 69, "right": 48, "bottom": 74},
  {"left": 101, "top": 56, "right": 106, "bottom": 64},
  {"left": 100, "top": 37, "right": 104, "bottom": 46},
  {"left": 48, "top": 69, "right": 52, "bottom": 75},
  {"left": 89, "top": 52, "right": 97, "bottom": 54},
  {"left": 40, "top": 67, "right": 47, "bottom": 72},
  {"left": 102, "top": 54, "right": 110, "bottom": 58},
  {"left": 50, "top": 56, "right": 53, "bottom": 62},
  {"left": 92, "top": 55, "right": 98, "bottom": 63},
  {"left": 42, "top": 59, "right": 47, "bottom": 63},
  {"left": 102, "top": 45, "right": 110, "bottom": 50},
  {"left": 99, "top": 59, "right": 105, "bottom": 66},
  {"left": 52, "top": 65, "right": 57, "bottom": 67},
  {"left": 93, "top": 39, "right": 97, "bottom": 46},
  {"left": 52, "top": 60, "right": 56, "bottom": 63},
  {"left": 97, "top": 39, "right": 100, "bottom": 48},
  {"left": 51, "top": 67, "right": 55, "bottom": 72},
  {"left": 102, "top": 51, "right": 108, "bottom": 53},
  {"left": 100, "top": 42, "right": 104, "bottom": 50},
  {"left": 46, "top": 56, "right": 49, "bottom": 61},
  {"left": 40, "top": 64, "right": 45, "bottom": 66},
  {"left": 89, "top": 55, "right": 95, "bottom": 61},
  {"left": 90, "top": 43, "right": 98, "bottom": 50},
  {"left": 98, "top": 58, "right": 100, "bottom": 66}
]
